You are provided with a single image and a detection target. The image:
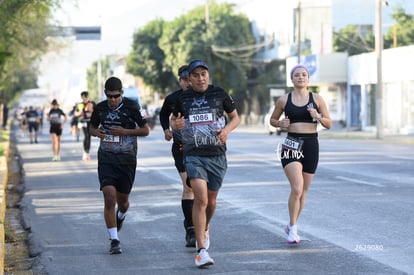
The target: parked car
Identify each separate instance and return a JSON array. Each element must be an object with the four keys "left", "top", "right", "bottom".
[{"left": 264, "top": 105, "right": 286, "bottom": 135}]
